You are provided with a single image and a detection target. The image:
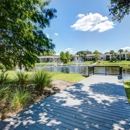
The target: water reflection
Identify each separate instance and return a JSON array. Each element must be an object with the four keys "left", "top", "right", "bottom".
[
  {"left": 35, "top": 65, "right": 88, "bottom": 75},
  {"left": 61, "top": 67, "right": 70, "bottom": 73},
  {"left": 35, "top": 65, "right": 130, "bottom": 81}
]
